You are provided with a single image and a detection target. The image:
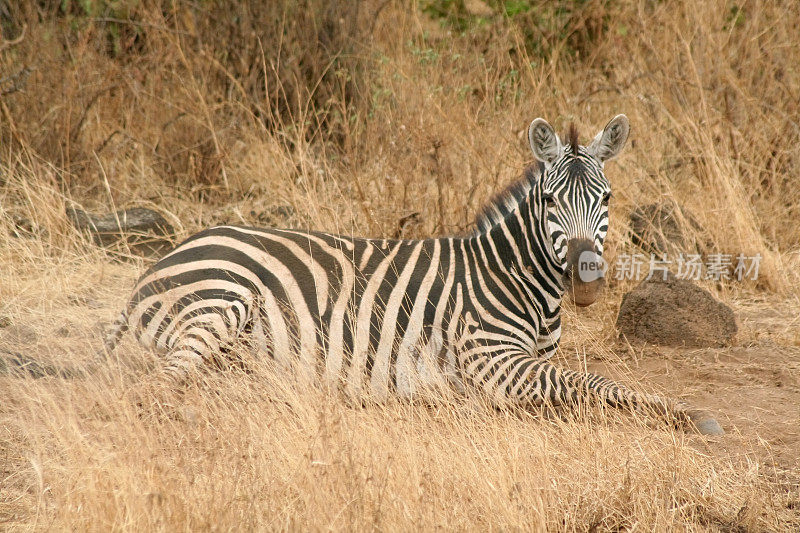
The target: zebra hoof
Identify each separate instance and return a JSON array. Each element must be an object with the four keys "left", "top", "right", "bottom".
[{"left": 686, "top": 409, "right": 725, "bottom": 436}]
